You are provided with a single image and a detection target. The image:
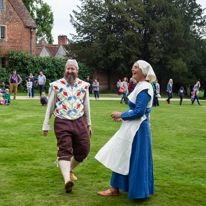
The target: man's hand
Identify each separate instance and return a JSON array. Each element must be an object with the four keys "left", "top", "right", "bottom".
[
  {"left": 87, "top": 126, "right": 92, "bottom": 138},
  {"left": 42, "top": 130, "right": 48, "bottom": 137}
]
